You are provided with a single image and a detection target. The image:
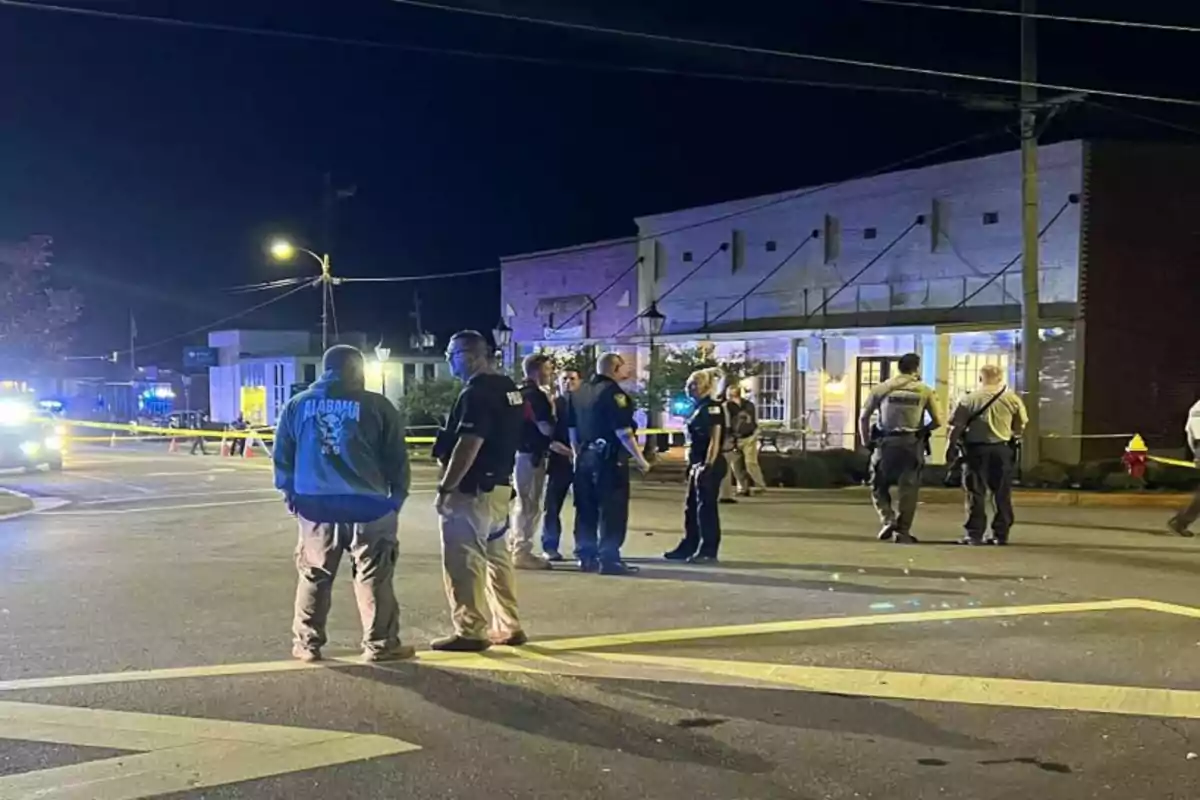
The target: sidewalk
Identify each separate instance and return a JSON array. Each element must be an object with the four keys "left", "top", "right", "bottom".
[{"left": 638, "top": 465, "right": 1192, "bottom": 509}]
